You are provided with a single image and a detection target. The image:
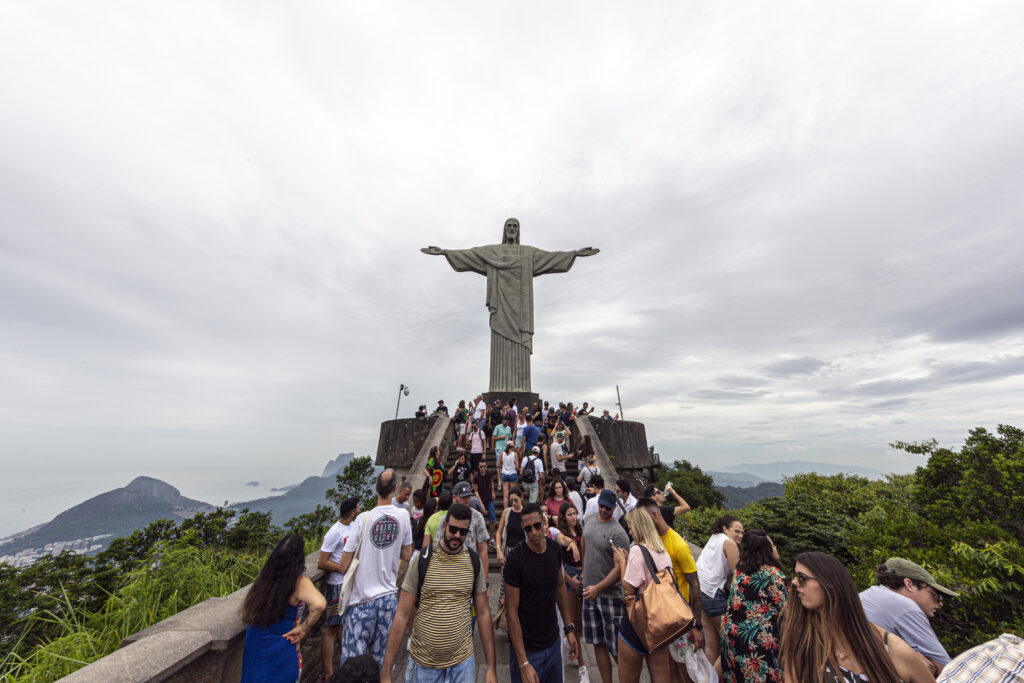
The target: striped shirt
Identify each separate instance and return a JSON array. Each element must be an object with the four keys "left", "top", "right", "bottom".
[{"left": 401, "top": 541, "right": 487, "bottom": 669}]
